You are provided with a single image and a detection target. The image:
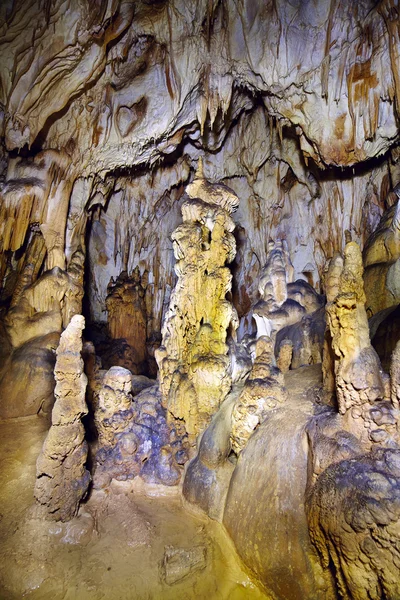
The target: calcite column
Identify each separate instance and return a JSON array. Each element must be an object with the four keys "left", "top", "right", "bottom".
[
  {"left": 325, "top": 242, "right": 384, "bottom": 414},
  {"left": 156, "top": 161, "right": 239, "bottom": 436},
  {"left": 34, "top": 314, "right": 90, "bottom": 521}
]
